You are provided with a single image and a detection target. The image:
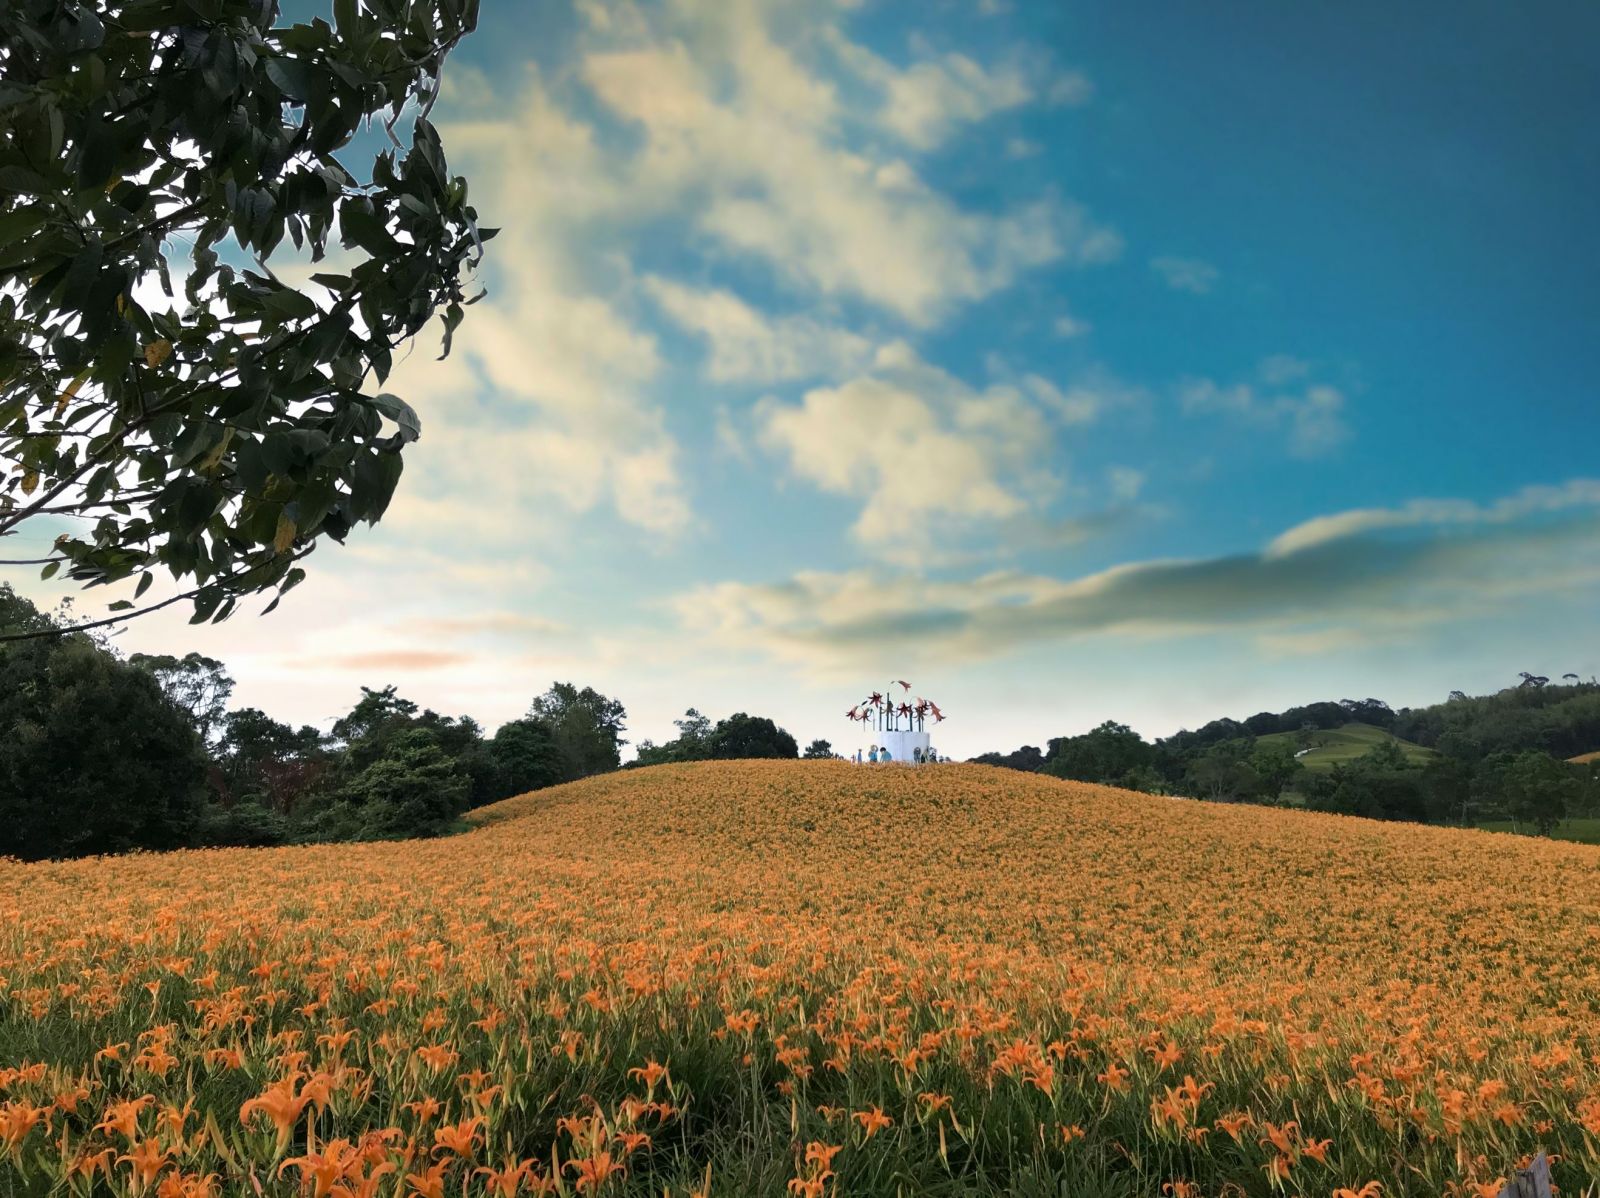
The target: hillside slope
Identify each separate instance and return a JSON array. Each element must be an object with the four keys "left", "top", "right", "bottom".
[
  {"left": 4, "top": 762, "right": 1599, "bottom": 1196},
  {"left": 1254, "top": 720, "right": 1436, "bottom": 770}
]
